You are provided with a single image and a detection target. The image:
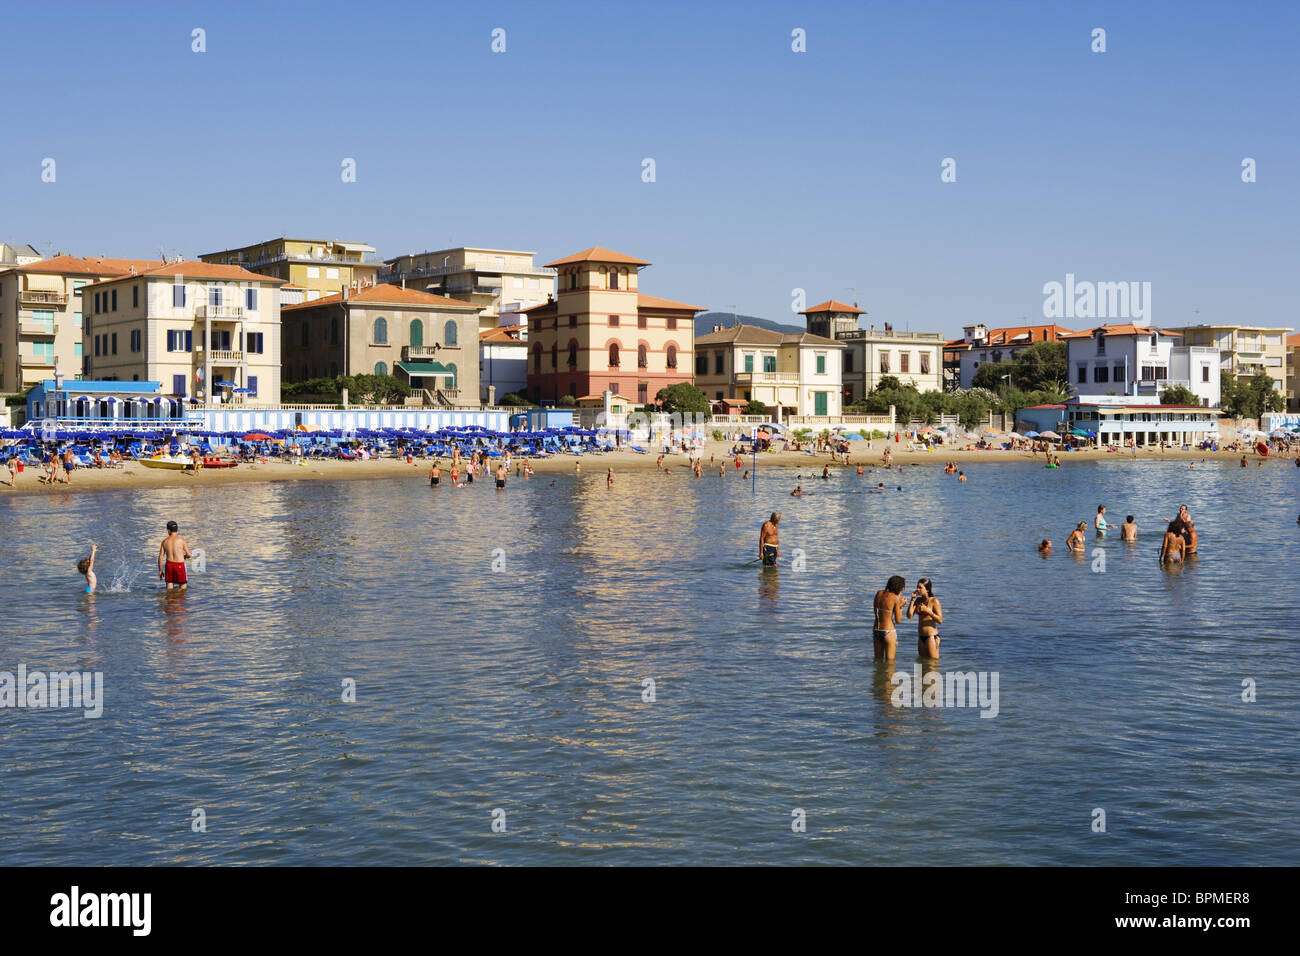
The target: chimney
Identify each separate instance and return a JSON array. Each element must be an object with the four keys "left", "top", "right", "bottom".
[
  {"left": 401, "top": 277, "right": 406, "bottom": 290},
  {"left": 342, "top": 285, "right": 348, "bottom": 301}
]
